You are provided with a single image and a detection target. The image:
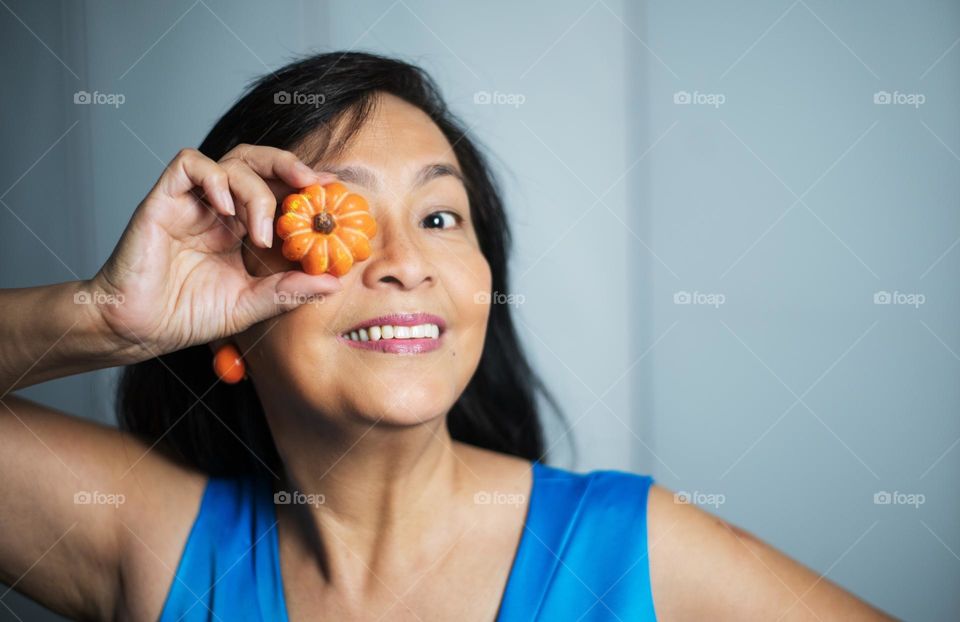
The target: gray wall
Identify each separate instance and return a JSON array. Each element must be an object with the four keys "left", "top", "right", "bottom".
[
  {"left": 1, "top": 1, "right": 956, "bottom": 620},
  {"left": 636, "top": 2, "right": 959, "bottom": 619}
]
